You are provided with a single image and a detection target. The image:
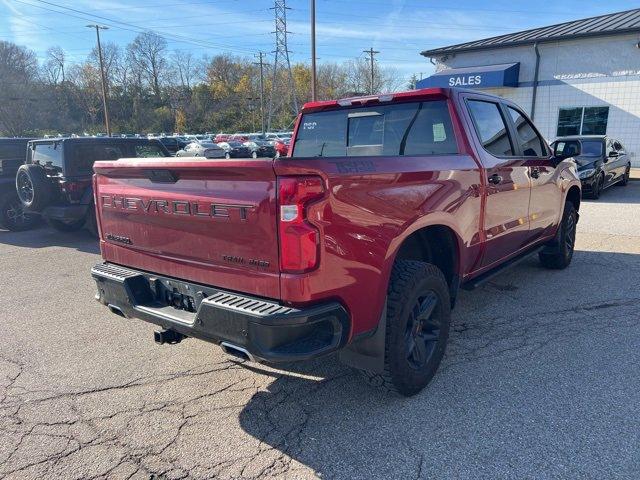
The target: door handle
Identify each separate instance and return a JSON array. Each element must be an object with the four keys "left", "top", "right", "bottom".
[
  {"left": 488, "top": 174, "right": 503, "bottom": 185},
  {"left": 531, "top": 167, "right": 540, "bottom": 179}
]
